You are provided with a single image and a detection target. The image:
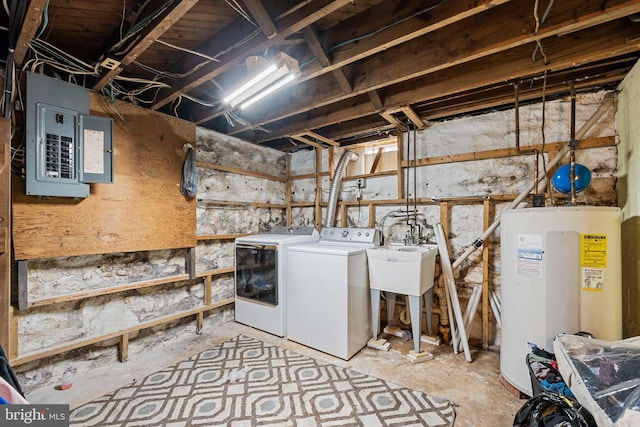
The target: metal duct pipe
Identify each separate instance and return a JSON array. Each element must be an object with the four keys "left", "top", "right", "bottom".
[{"left": 324, "top": 150, "right": 358, "bottom": 227}]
